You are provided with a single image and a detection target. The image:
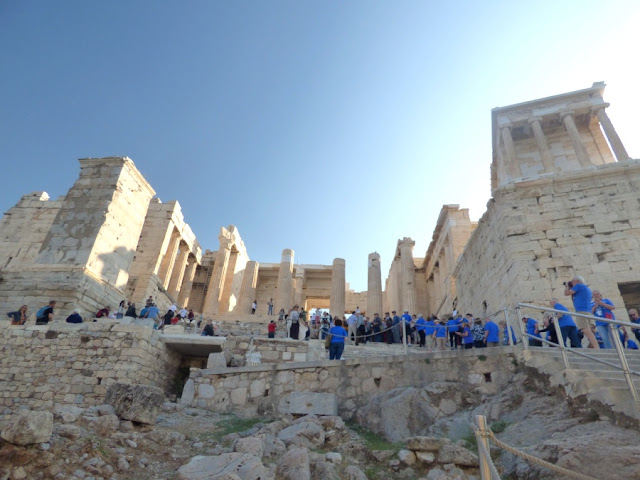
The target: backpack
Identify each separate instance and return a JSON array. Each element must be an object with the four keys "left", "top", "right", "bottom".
[{"left": 36, "top": 306, "right": 48, "bottom": 320}]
